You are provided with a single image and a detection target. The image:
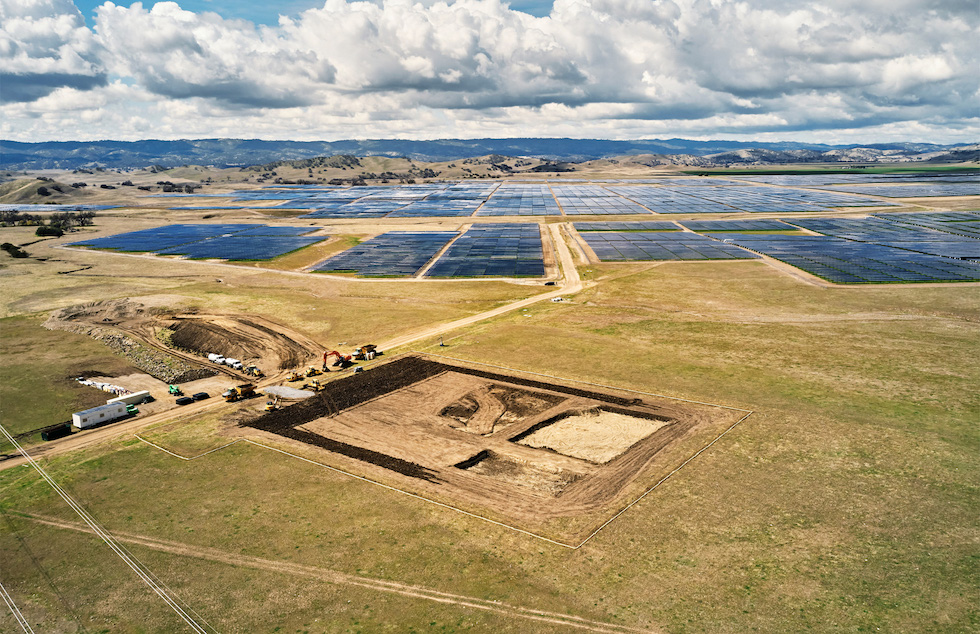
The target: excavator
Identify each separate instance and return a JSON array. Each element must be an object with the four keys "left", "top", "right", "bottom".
[
  {"left": 323, "top": 350, "right": 353, "bottom": 370},
  {"left": 245, "top": 365, "right": 264, "bottom": 378},
  {"left": 264, "top": 396, "right": 281, "bottom": 411}
]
